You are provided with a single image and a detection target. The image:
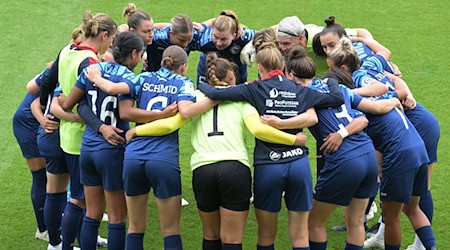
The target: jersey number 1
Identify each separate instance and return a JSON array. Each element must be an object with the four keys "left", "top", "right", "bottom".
[{"left": 207, "top": 106, "right": 224, "bottom": 137}]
